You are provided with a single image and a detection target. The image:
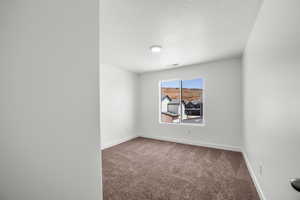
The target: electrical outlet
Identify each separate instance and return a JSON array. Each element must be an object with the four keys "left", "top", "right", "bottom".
[{"left": 259, "top": 164, "right": 263, "bottom": 176}]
